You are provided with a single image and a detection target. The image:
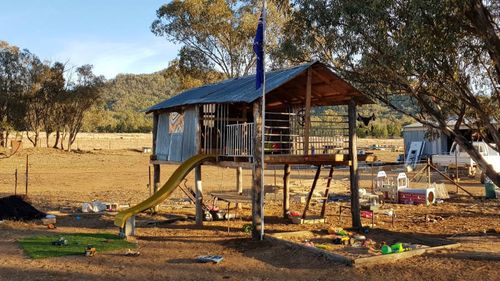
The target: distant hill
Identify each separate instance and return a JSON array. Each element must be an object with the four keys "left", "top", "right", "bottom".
[
  {"left": 83, "top": 69, "right": 416, "bottom": 136},
  {"left": 83, "top": 71, "right": 178, "bottom": 133}
]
